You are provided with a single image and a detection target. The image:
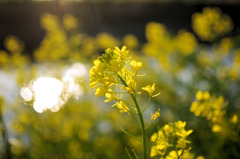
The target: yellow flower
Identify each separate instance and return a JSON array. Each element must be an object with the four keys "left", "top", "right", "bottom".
[
  {"left": 151, "top": 108, "right": 160, "bottom": 120},
  {"left": 191, "top": 91, "right": 227, "bottom": 130},
  {"left": 142, "top": 83, "right": 160, "bottom": 97},
  {"left": 196, "top": 90, "right": 203, "bottom": 100},
  {"left": 192, "top": 7, "right": 233, "bottom": 41},
  {"left": 230, "top": 114, "right": 238, "bottom": 124},
  {"left": 96, "top": 33, "right": 120, "bottom": 50},
  {"left": 150, "top": 146, "right": 158, "bottom": 157},
  {"left": 150, "top": 121, "right": 193, "bottom": 158},
  {"left": 196, "top": 156, "right": 205, "bottom": 159},
  {"left": 95, "top": 85, "right": 107, "bottom": 97},
  {"left": 0, "top": 51, "right": 9, "bottom": 67},
  {"left": 163, "top": 124, "right": 172, "bottom": 134},
  {"left": 4, "top": 35, "right": 24, "bottom": 53},
  {"left": 123, "top": 34, "right": 139, "bottom": 49},
  {"left": 122, "top": 78, "right": 136, "bottom": 94},
  {"left": 166, "top": 151, "right": 178, "bottom": 159},
  {"left": 190, "top": 101, "right": 198, "bottom": 113},
  {"left": 212, "top": 124, "right": 222, "bottom": 133},
  {"left": 175, "top": 121, "right": 187, "bottom": 131},
  {"left": 176, "top": 129, "right": 193, "bottom": 139},
  {"left": 176, "top": 138, "right": 190, "bottom": 149},
  {"left": 63, "top": 14, "right": 78, "bottom": 30},
  {"left": 203, "top": 91, "right": 210, "bottom": 100},
  {"left": 113, "top": 101, "right": 129, "bottom": 114},
  {"left": 113, "top": 46, "right": 129, "bottom": 60},
  {"left": 130, "top": 60, "right": 142, "bottom": 75},
  {"left": 104, "top": 89, "right": 121, "bottom": 102},
  {"left": 174, "top": 30, "right": 197, "bottom": 56}
]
